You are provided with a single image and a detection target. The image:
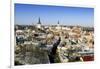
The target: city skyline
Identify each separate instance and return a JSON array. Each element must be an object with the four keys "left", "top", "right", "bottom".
[{"left": 15, "top": 3, "right": 94, "bottom": 27}]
